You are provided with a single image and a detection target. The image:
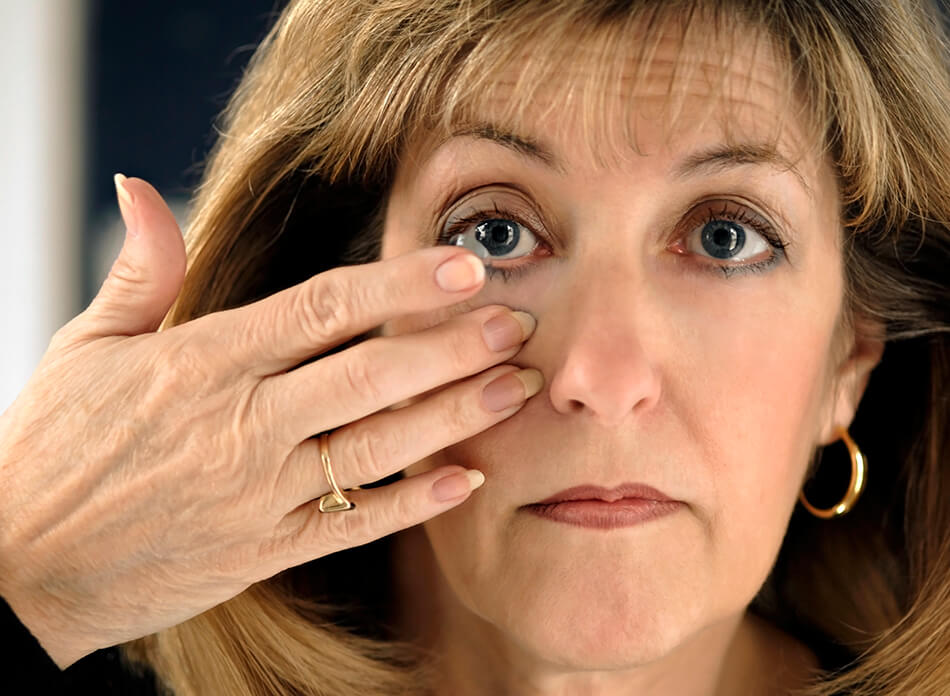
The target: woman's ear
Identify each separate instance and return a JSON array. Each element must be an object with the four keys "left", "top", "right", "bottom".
[{"left": 816, "top": 315, "right": 886, "bottom": 446}]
